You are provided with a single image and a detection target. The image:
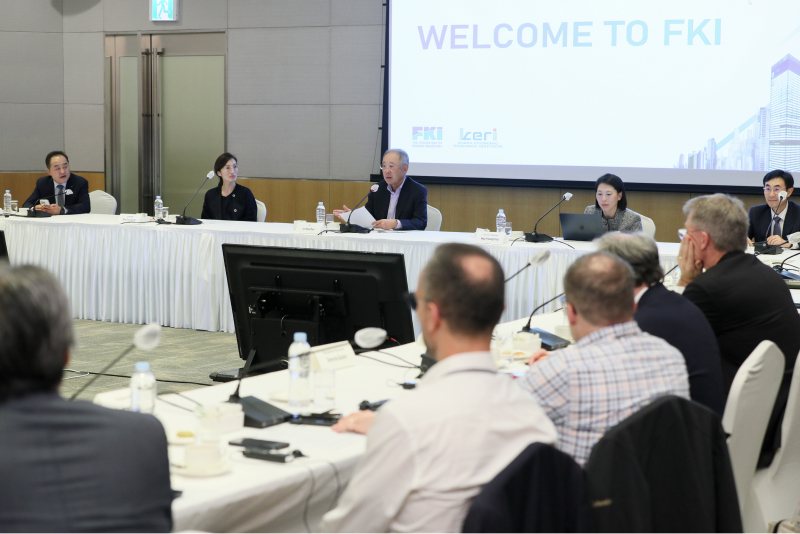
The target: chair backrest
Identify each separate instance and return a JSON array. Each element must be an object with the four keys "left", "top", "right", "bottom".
[
  {"left": 88, "top": 190, "right": 118, "bottom": 215},
  {"left": 721, "top": 340, "right": 784, "bottom": 510},
  {"left": 255, "top": 199, "right": 267, "bottom": 223},
  {"left": 639, "top": 213, "right": 656, "bottom": 238},
  {"left": 426, "top": 205, "right": 442, "bottom": 231}
]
